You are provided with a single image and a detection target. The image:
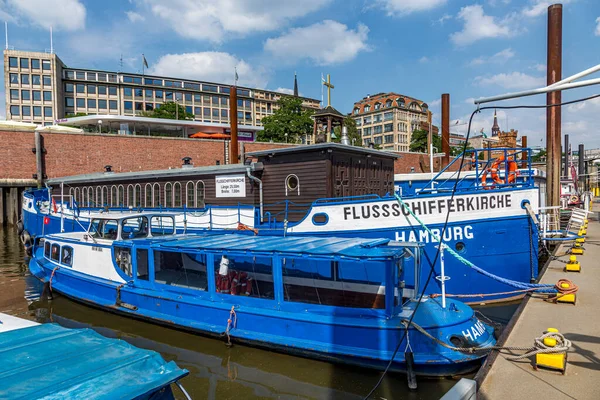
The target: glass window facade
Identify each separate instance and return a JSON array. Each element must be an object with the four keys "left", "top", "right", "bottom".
[
  {"left": 33, "top": 106, "right": 41, "bottom": 116},
  {"left": 9, "top": 57, "right": 18, "bottom": 68},
  {"left": 10, "top": 105, "right": 19, "bottom": 115},
  {"left": 33, "top": 91, "right": 41, "bottom": 101},
  {"left": 87, "top": 99, "right": 96, "bottom": 108},
  {"left": 10, "top": 89, "right": 18, "bottom": 100},
  {"left": 20, "top": 58, "right": 29, "bottom": 69},
  {"left": 32, "top": 75, "right": 40, "bottom": 85},
  {"left": 109, "top": 86, "right": 117, "bottom": 95},
  {"left": 76, "top": 98, "right": 85, "bottom": 108},
  {"left": 76, "top": 84, "right": 85, "bottom": 93},
  {"left": 109, "top": 100, "right": 118, "bottom": 110},
  {"left": 88, "top": 84, "right": 96, "bottom": 94},
  {"left": 21, "top": 90, "right": 30, "bottom": 100},
  {"left": 65, "top": 97, "right": 74, "bottom": 107},
  {"left": 9, "top": 73, "right": 18, "bottom": 84},
  {"left": 98, "top": 85, "right": 106, "bottom": 95},
  {"left": 21, "top": 75, "right": 30, "bottom": 85},
  {"left": 65, "top": 83, "right": 74, "bottom": 93},
  {"left": 31, "top": 59, "right": 40, "bottom": 69},
  {"left": 42, "top": 60, "right": 51, "bottom": 70},
  {"left": 22, "top": 106, "right": 31, "bottom": 116},
  {"left": 44, "top": 107, "right": 52, "bottom": 117},
  {"left": 43, "top": 91, "right": 52, "bottom": 101},
  {"left": 43, "top": 75, "right": 51, "bottom": 86},
  {"left": 98, "top": 99, "right": 107, "bottom": 109}
]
